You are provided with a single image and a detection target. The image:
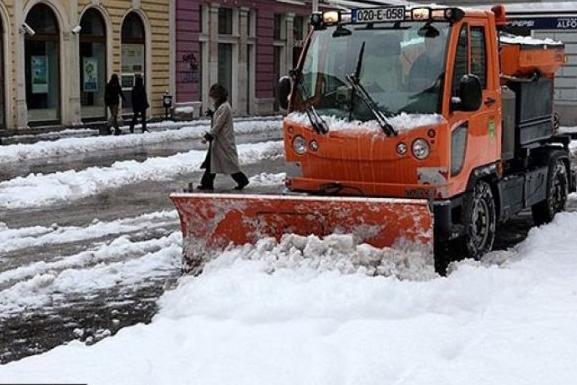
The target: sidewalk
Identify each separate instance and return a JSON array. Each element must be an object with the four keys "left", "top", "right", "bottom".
[{"left": 0, "top": 116, "right": 283, "bottom": 146}]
